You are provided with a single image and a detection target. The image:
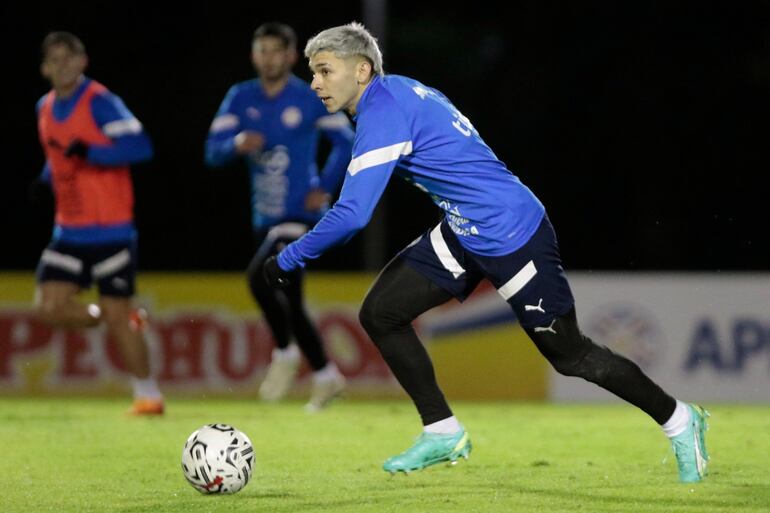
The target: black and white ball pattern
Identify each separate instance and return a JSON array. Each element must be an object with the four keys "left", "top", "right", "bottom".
[{"left": 181, "top": 424, "right": 255, "bottom": 494}]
